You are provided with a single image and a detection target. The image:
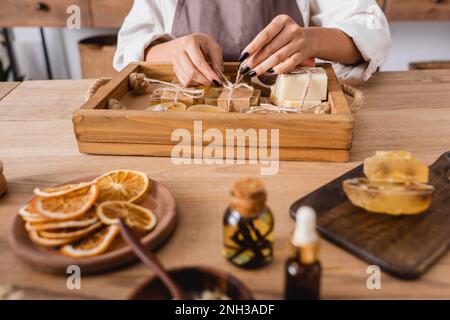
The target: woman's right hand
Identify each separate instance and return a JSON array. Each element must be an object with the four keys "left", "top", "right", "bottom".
[{"left": 167, "top": 33, "right": 224, "bottom": 87}]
